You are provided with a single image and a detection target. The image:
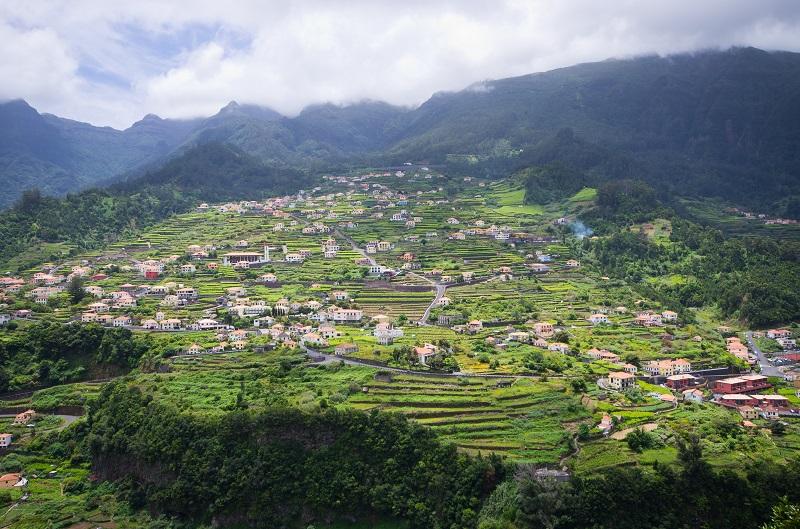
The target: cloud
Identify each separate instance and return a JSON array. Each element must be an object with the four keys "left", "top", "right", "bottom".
[
  {"left": 2, "top": 0, "right": 800, "bottom": 128},
  {"left": 0, "top": 22, "right": 80, "bottom": 105}
]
